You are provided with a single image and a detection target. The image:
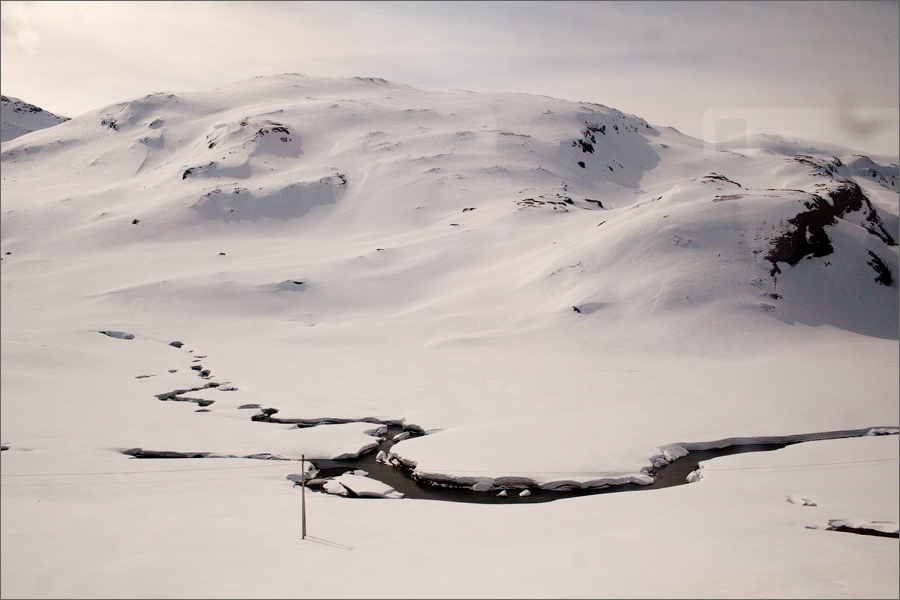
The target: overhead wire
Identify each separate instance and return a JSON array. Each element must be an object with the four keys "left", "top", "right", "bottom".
[
  {"left": 703, "top": 456, "right": 898, "bottom": 474},
  {"left": 0, "top": 474, "right": 282, "bottom": 486},
  {"left": 2, "top": 455, "right": 896, "bottom": 485},
  {"left": 1, "top": 459, "right": 301, "bottom": 477}
]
